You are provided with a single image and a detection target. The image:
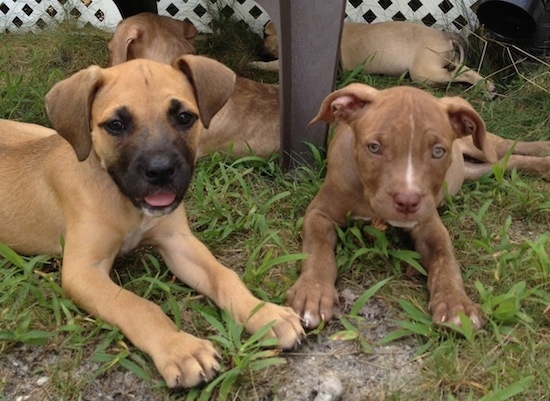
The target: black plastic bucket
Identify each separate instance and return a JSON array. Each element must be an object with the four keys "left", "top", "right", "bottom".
[
  {"left": 526, "top": 9, "right": 550, "bottom": 54},
  {"left": 477, "top": 0, "right": 547, "bottom": 40}
]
